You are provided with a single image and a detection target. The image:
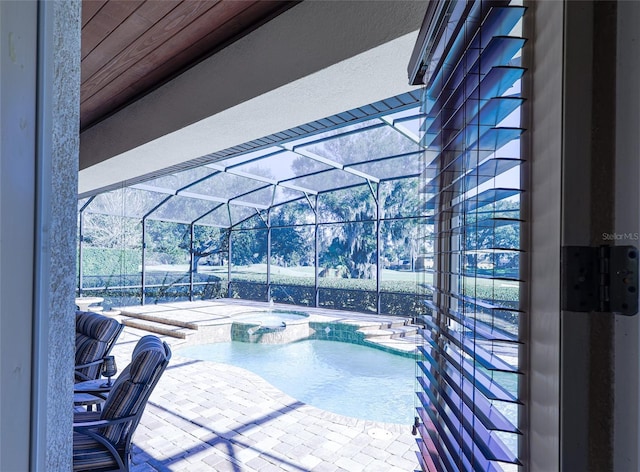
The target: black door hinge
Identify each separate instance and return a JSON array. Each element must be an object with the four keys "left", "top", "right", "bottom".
[{"left": 562, "top": 245, "right": 638, "bottom": 315}]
